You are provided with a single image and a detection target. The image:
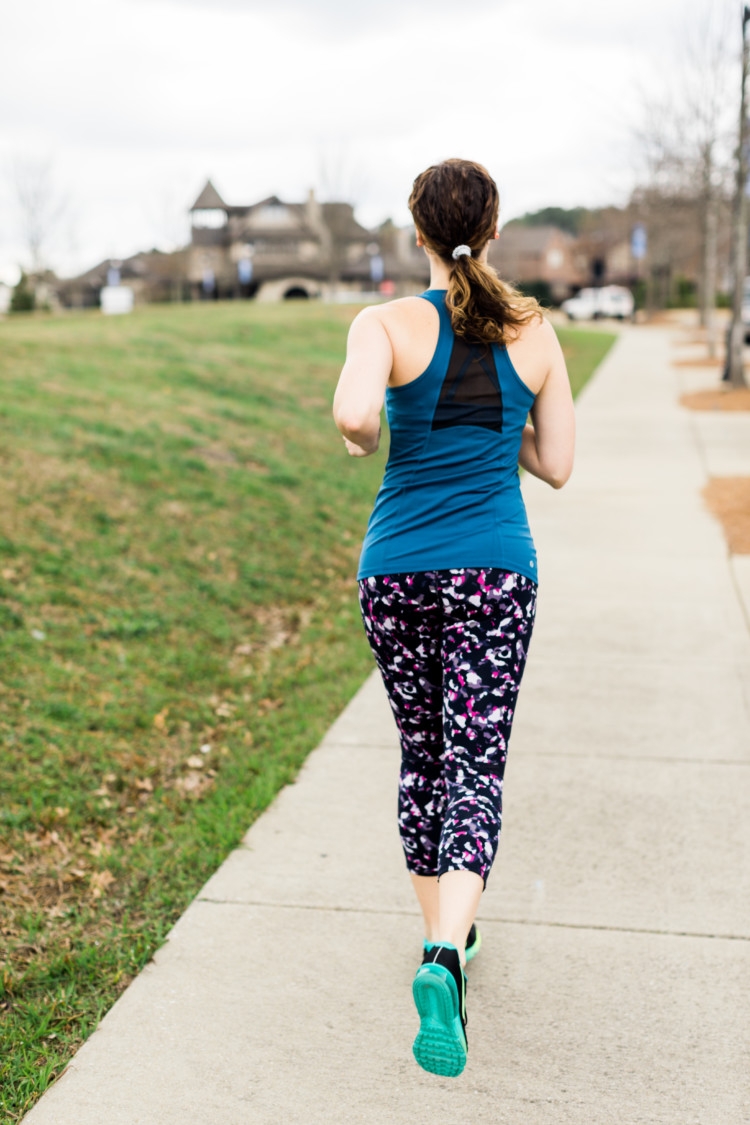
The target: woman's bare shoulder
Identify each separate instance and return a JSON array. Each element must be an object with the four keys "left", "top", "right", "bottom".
[
  {"left": 504, "top": 313, "right": 558, "bottom": 349},
  {"left": 361, "top": 297, "right": 439, "bottom": 386},
  {"left": 367, "top": 295, "right": 432, "bottom": 325},
  {"left": 505, "top": 315, "right": 562, "bottom": 394},
  {"left": 356, "top": 295, "right": 436, "bottom": 343}
]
